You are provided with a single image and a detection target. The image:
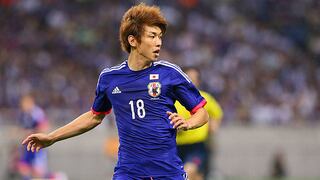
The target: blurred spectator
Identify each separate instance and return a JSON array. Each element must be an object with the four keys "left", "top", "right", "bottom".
[{"left": 0, "top": 0, "right": 319, "bottom": 126}]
